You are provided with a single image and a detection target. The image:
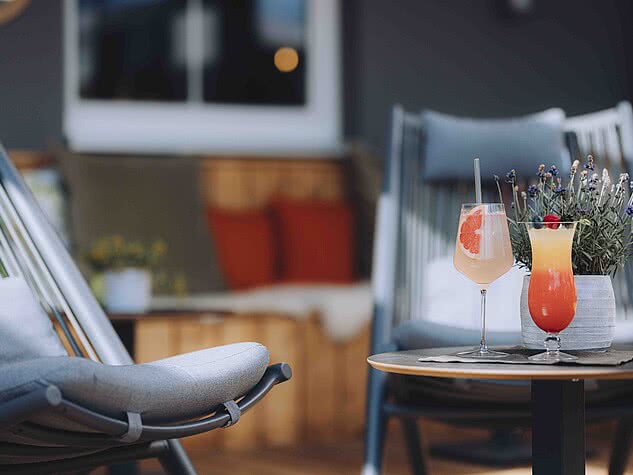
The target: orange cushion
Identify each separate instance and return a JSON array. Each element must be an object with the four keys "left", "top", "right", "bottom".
[
  {"left": 273, "top": 199, "right": 355, "bottom": 283},
  {"left": 206, "top": 208, "right": 278, "bottom": 290}
]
